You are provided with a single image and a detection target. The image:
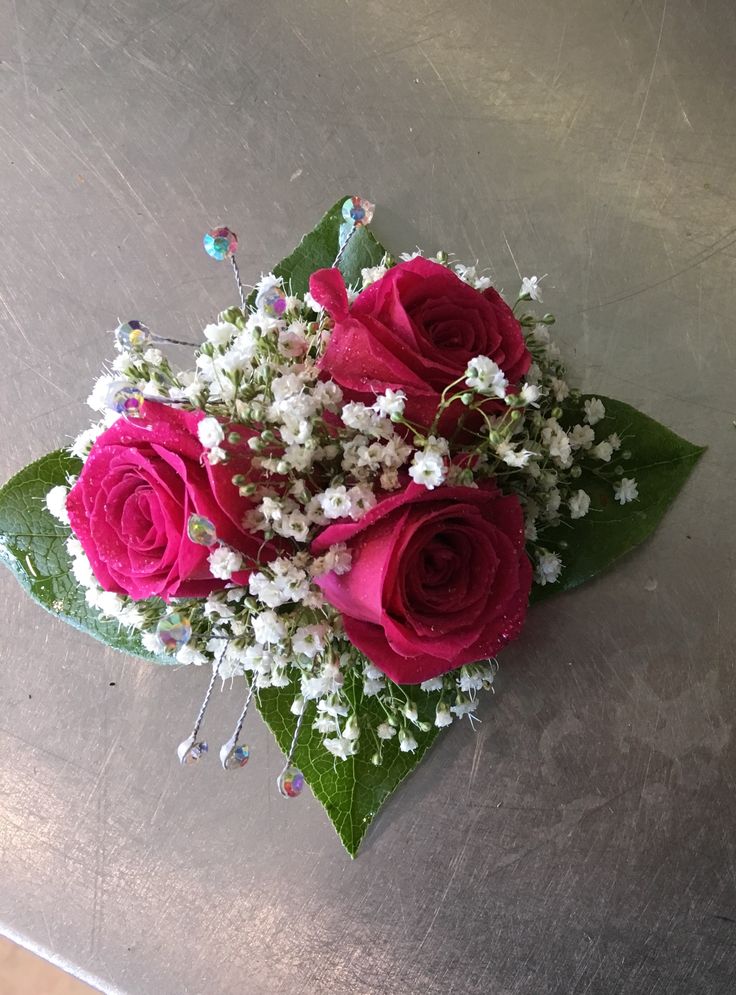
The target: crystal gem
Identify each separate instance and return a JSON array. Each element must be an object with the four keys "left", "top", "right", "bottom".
[
  {"left": 178, "top": 736, "right": 208, "bottom": 765},
  {"left": 187, "top": 514, "right": 217, "bottom": 546},
  {"left": 156, "top": 611, "right": 192, "bottom": 651},
  {"left": 221, "top": 743, "right": 250, "bottom": 770},
  {"left": 255, "top": 284, "right": 287, "bottom": 318},
  {"left": 203, "top": 227, "right": 238, "bottom": 261},
  {"left": 106, "top": 381, "right": 145, "bottom": 417},
  {"left": 115, "top": 320, "right": 151, "bottom": 350},
  {"left": 341, "top": 196, "right": 374, "bottom": 227},
  {"left": 277, "top": 765, "right": 304, "bottom": 798}
]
